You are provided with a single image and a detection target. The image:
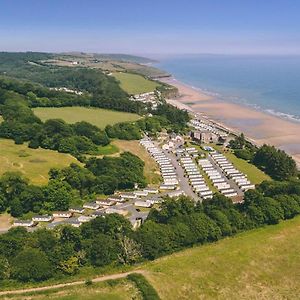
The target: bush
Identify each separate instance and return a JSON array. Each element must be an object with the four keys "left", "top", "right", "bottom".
[{"left": 127, "top": 273, "right": 160, "bottom": 300}]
